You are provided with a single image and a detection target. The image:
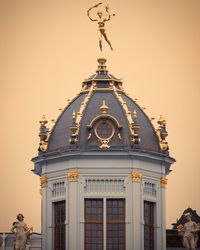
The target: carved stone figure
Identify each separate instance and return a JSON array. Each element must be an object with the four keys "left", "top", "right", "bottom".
[
  {"left": 87, "top": 2, "right": 115, "bottom": 51},
  {"left": 182, "top": 213, "right": 199, "bottom": 250},
  {"left": 11, "top": 214, "right": 33, "bottom": 250}
]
